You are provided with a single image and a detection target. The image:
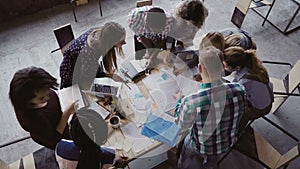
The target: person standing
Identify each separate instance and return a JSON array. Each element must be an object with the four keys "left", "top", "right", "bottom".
[
  {"left": 174, "top": 46, "right": 246, "bottom": 169},
  {"left": 60, "top": 22, "right": 126, "bottom": 89}
]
